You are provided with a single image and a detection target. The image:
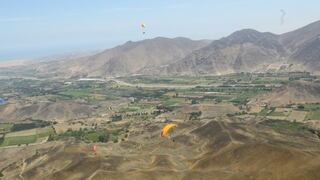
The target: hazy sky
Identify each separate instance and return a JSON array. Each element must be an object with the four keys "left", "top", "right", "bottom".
[{"left": 1, "top": 0, "right": 319, "bottom": 61}]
